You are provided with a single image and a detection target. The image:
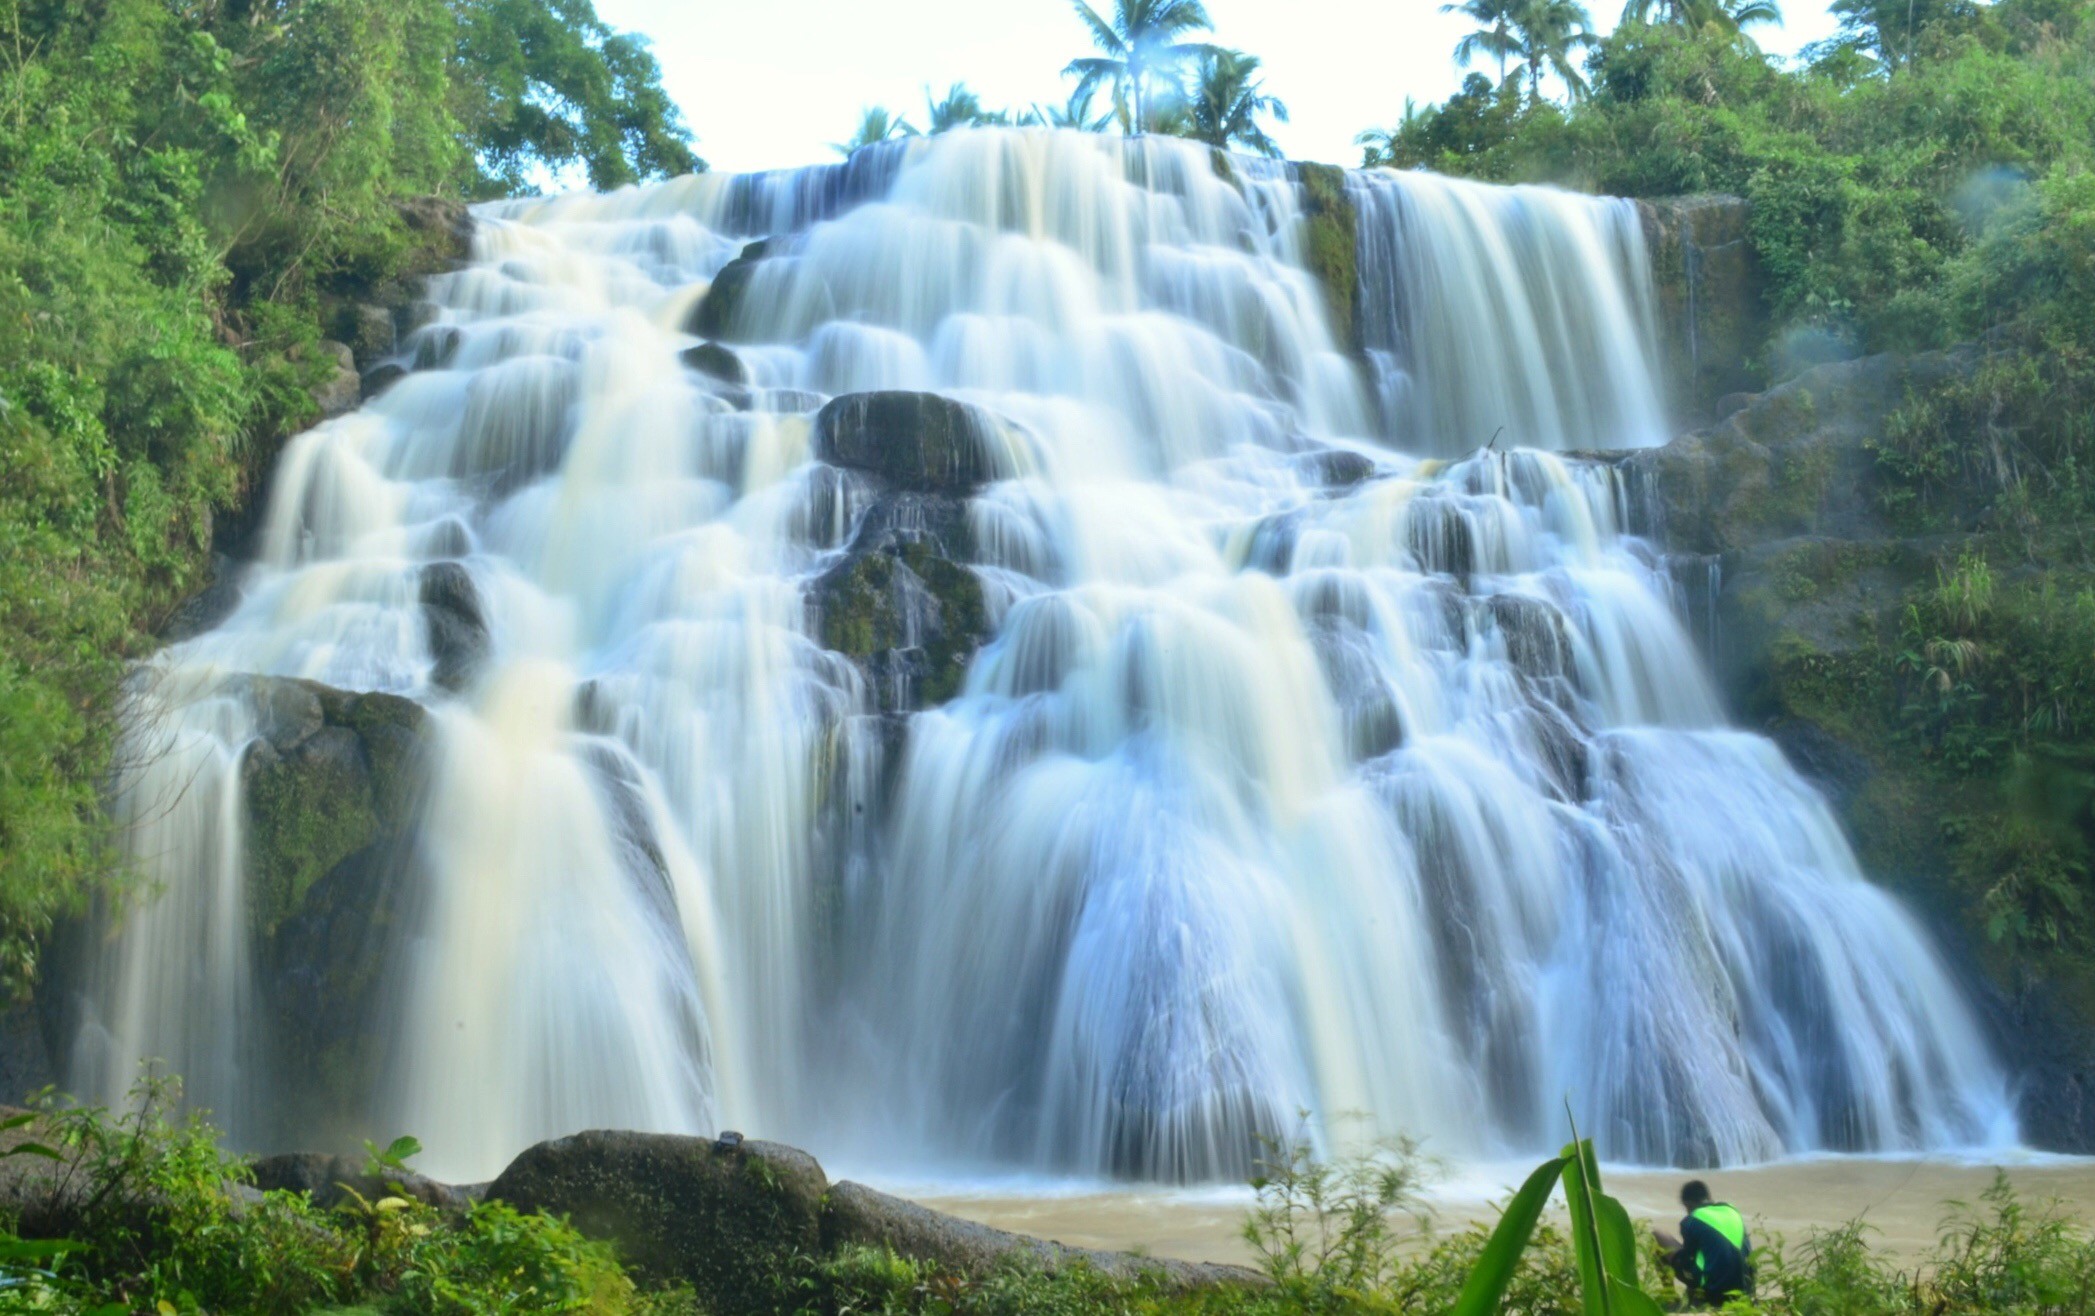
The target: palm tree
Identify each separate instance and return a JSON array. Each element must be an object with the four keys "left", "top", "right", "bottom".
[
  {"left": 1619, "top": 0, "right": 1782, "bottom": 35},
  {"left": 1443, "top": 0, "right": 1523, "bottom": 83},
  {"left": 1063, "top": 0, "right": 1218, "bottom": 134},
  {"left": 1184, "top": 49, "right": 1289, "bottom": 157},
  {"left": 923, "top": 82, "right": 1006, "bottom": 134},
  {"left": 1507, "top": 0, "right": 1597, "bottom": 106},
  {"left": 1024, "top": 85, "right": 1115, "bottom": 131},
  {"left": 832, "top": 106, "right": 917, "bottom": 158}
]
